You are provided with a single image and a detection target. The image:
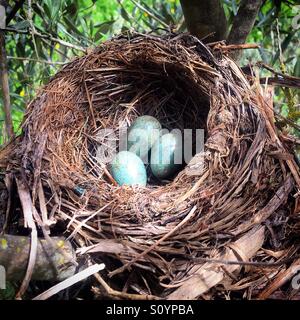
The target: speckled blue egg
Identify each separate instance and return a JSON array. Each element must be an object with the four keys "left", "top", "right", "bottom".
[
  {"left": 150, "top": 133, "right": 183, "bottom": 179},
  {"left": 127, "top": 115, "right": 162, "bottom": 160},
  {"left": 110, "top": 151, "right": 147, "bottom": 186}
]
